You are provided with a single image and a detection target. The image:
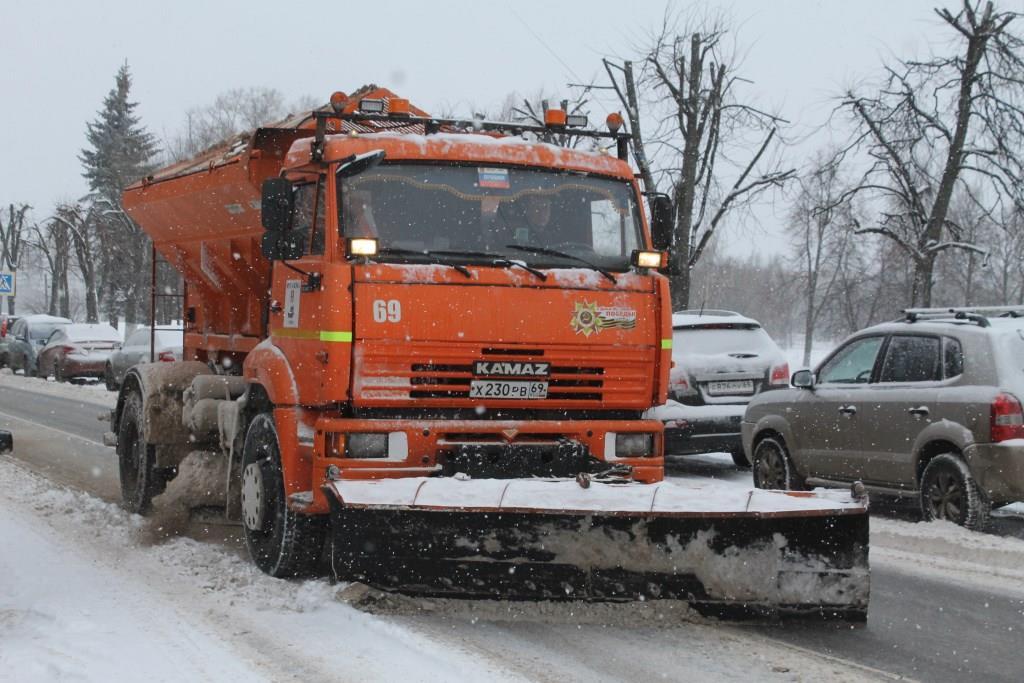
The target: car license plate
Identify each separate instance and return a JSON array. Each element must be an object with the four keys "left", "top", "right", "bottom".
[
  {"left": 706, "top": 380, "right": 754, "bottom": 396},
  {"left": 469, "top": 380, "right": 548, "bottom": 399}
]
